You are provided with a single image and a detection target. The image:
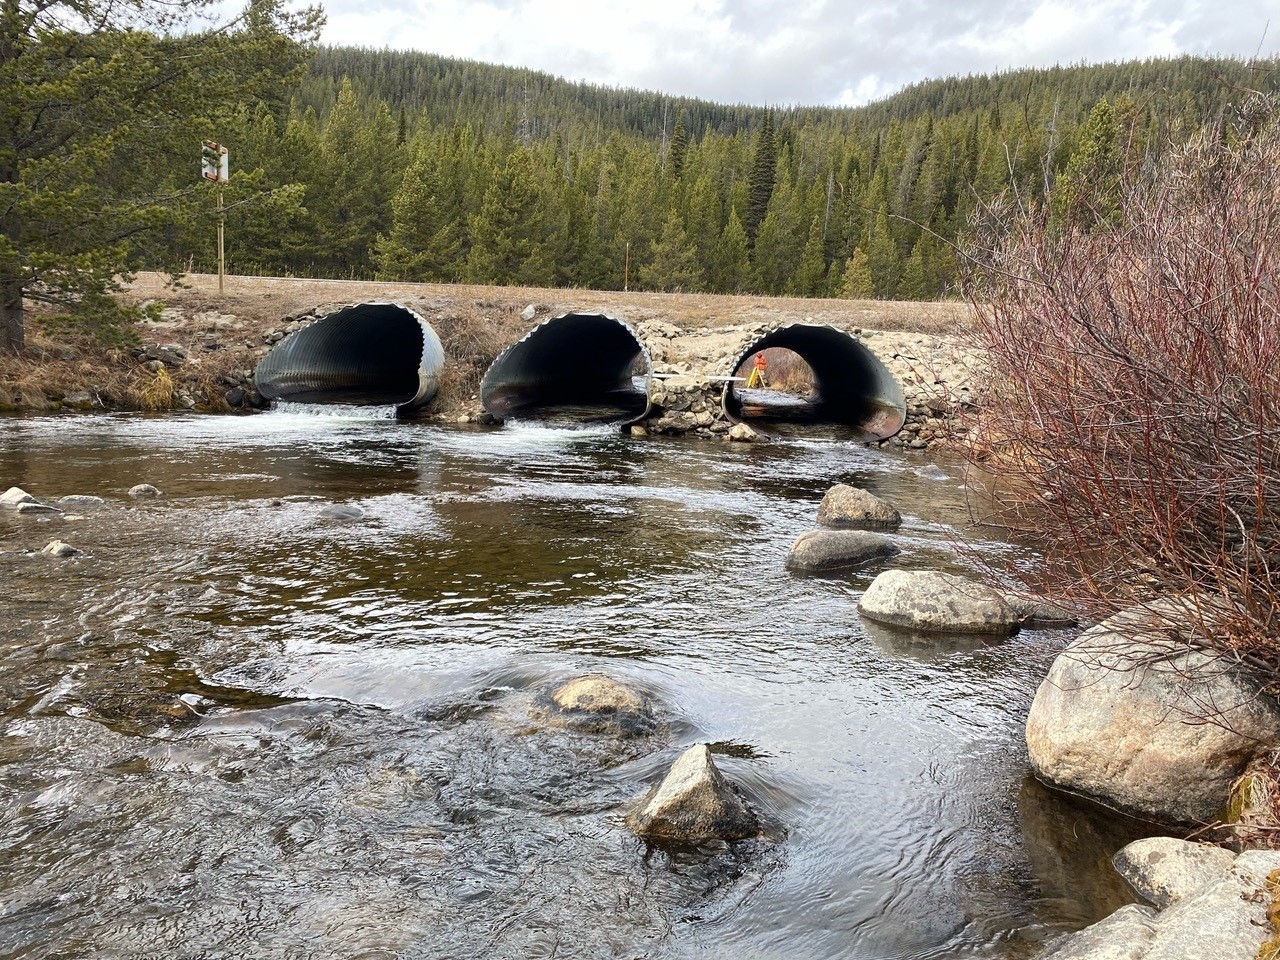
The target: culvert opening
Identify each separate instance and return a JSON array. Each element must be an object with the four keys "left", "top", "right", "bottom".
[
  {"left": 254, "top": 302, "right": 445, "bottom": 413},
  {"left": 480, "top": 312, "right": 652, "bottom": 426},
  {"left": 725, "top": 324, "right": 905, "bottom": 440}
]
